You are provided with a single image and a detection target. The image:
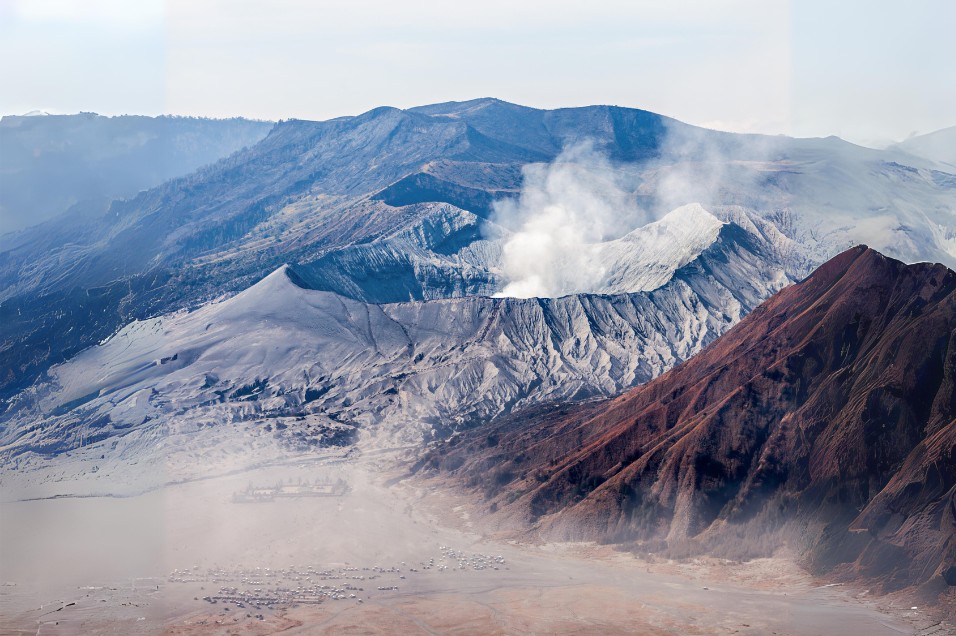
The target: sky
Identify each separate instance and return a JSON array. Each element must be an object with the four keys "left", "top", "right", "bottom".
[{"left": 1, "top": 0, "right": 953, "bottom": 146}]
